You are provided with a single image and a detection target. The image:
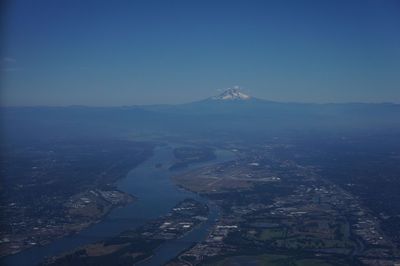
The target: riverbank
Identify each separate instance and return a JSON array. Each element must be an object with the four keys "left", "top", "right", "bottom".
[
  {"left": 1, "top": 144, "right": 234, "bottom": 266},
  {"left": 0, "top": 188, "right": 135, "bottom": 258},
  {"left": 42, "top": 199, "right": 208, "bottom": 265}
]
